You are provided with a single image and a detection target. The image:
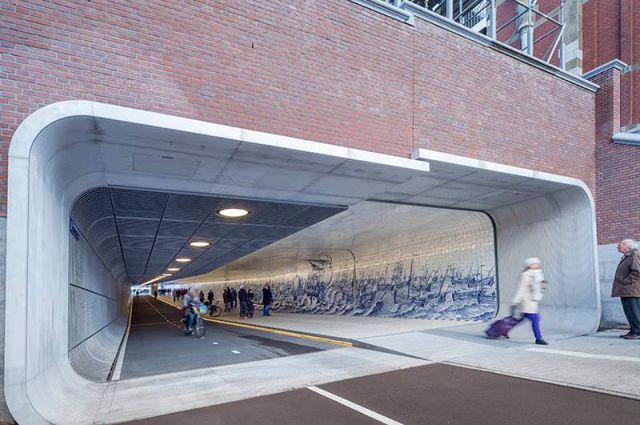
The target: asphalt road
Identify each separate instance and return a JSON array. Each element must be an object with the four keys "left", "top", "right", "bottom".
[
  {"left": 122, "top": 362, "right": 640, "bottom": 425},
  {"left": 119, "top": 296, "right": 336, "bottom": 379}
]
